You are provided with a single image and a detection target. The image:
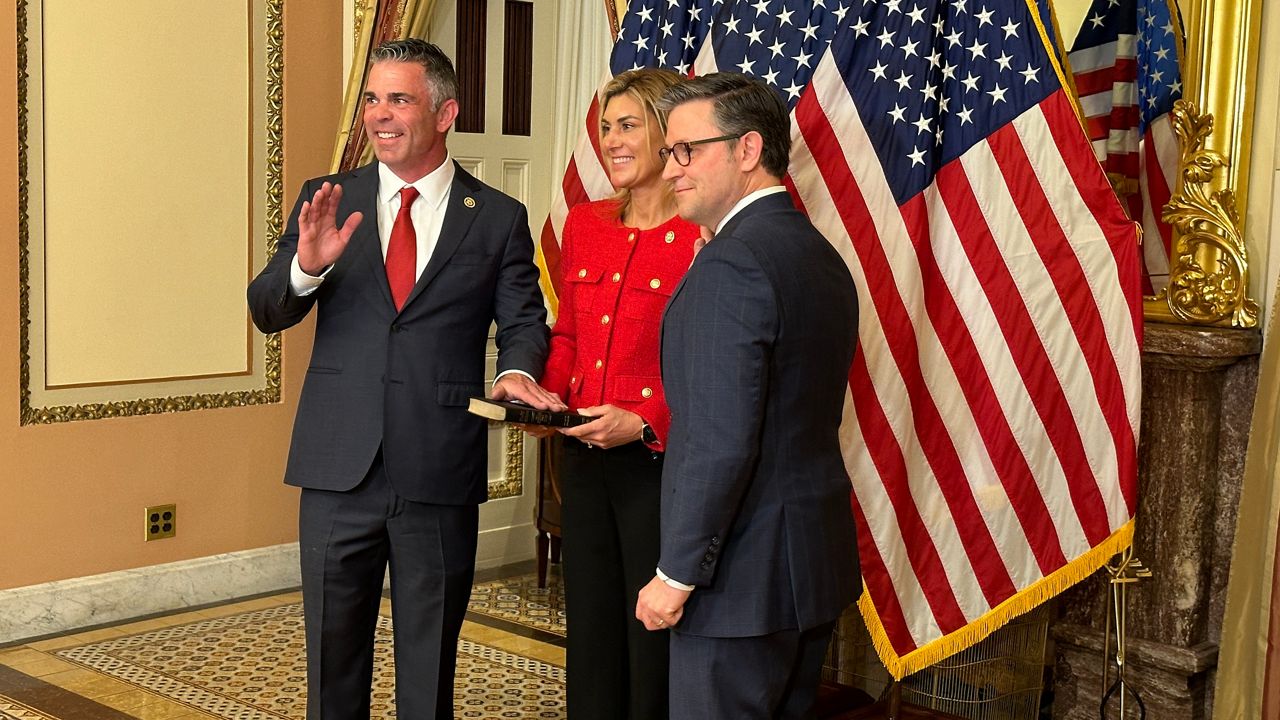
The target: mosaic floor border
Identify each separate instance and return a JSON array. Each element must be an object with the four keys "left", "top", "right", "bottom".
[
  {"left": 53, "top": 602, "right": 564, "bottom": 719},
  {"left": 467, "top": 571, "right": 566, "bottom": 639},
  {"left": 0, "top": 697, "right": 51, "bottom": 720}
]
